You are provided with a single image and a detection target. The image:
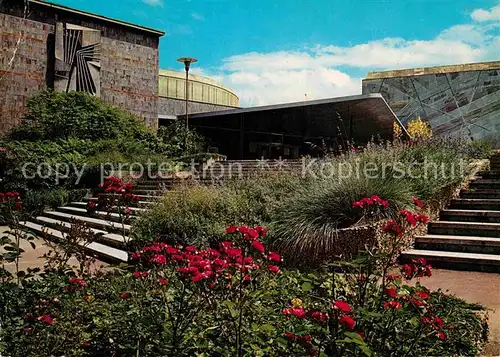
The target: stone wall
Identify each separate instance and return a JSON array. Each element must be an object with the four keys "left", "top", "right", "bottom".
[
  {"left": 0, "top": 13, "right": 53, "bottom": 133},
  {"left": 362, "top": 62, "right": 500, "bottom": 147},
  {"left": 158, "top": 97, "right": 237, "bottom": 117},
  {"left": 0, "top": 1, "right": 161, "bottom": 133}
]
